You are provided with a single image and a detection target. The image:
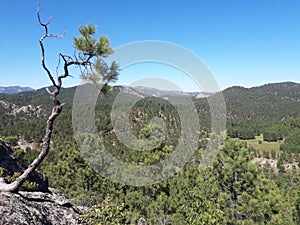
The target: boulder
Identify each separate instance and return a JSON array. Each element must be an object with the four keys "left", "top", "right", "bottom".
[
  {"left": 0, "top": 188, "right": 79, "bottom": 225},
  {"left": 0, "top": 140, "right": 80, "bottom": 224}
]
